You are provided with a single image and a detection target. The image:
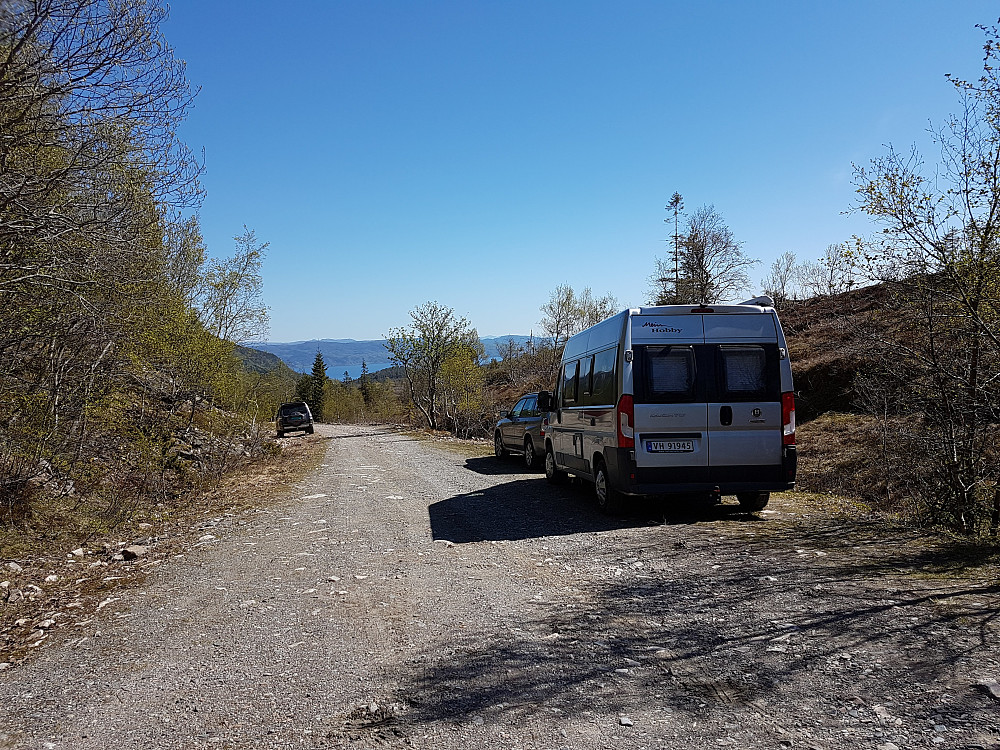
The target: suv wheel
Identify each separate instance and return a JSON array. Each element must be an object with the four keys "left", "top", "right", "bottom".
[
  {"left": 523, "top": 437, "right": 536, "bottom": 470},
  {"left": 494, "top": 432, "right": 509, "bottom": 459}
]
